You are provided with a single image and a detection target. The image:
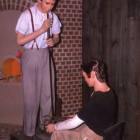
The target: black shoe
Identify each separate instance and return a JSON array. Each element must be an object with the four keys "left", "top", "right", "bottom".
[
  {"left": 41, "top": 129, "right": 51, "bottom": 136},
  {"left": 24, "top": 135, "right": 33, "bottom": 140}
]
